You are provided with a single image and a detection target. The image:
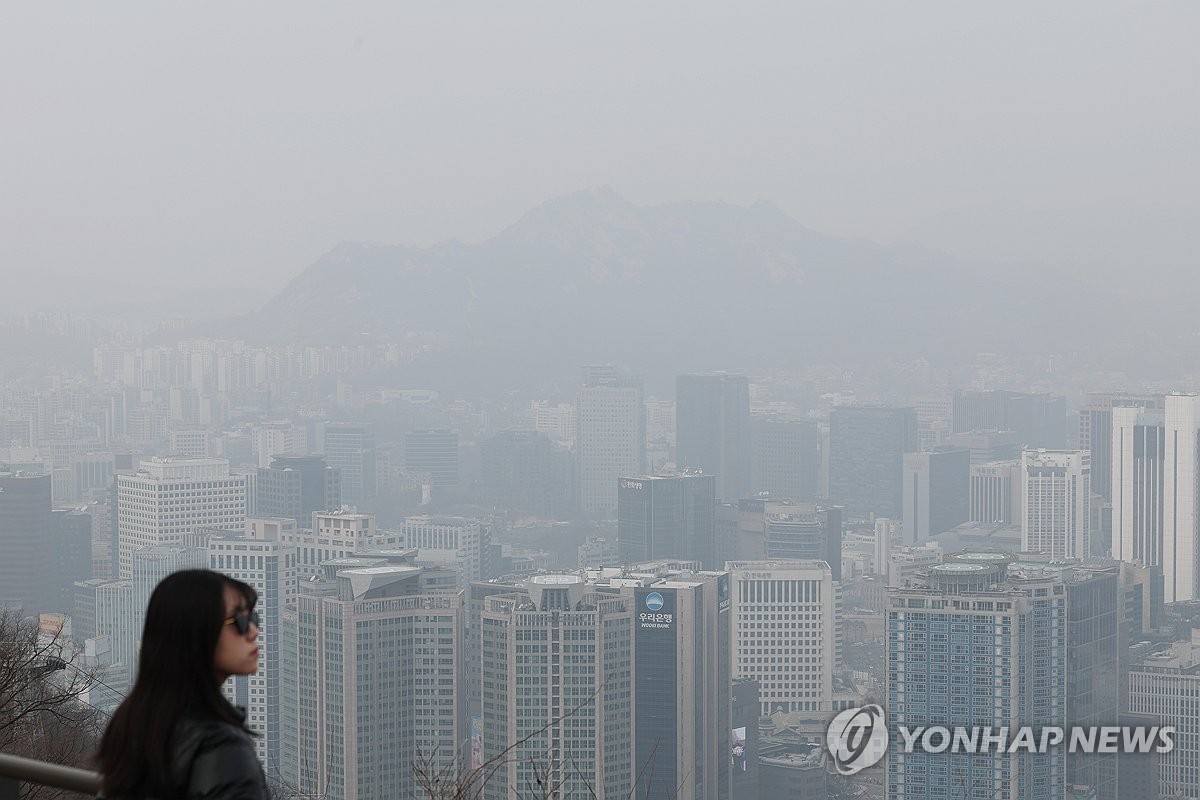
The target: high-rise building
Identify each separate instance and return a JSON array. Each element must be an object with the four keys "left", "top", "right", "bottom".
[
  {"left": 480, "top": 575, "right": 635, "bottom": 800},
  {"left": 51, "top": 508, "right": 93, "bottom": 615},
  {"left": 969, "top": 460, "right": 1022, "bottom": 524},
  {"left": 676, "top": 374, "right": 751, "bottom": 502},
  {"left": 947, "top": 429, "right": 1023, "bottom": 465},
  {"left": 952, "top": 390, "right": 1067, "bottom": 449},
  {"left": 116, "top": 458, "right": 246, "bottom": 579},
  {"left": 902, "top": 447, "right": 970, "bottom": 544},
  {"left": 283, "top": 509, "right": 389, "bottom": 576},
  {"left": 1080, "top": 393, "right": 1164, "bottom": 501},
  {"left": 617, "top": 473, "right": 717, "bottom": 568},
  {"left": 401, "top": 515, "right": 486, "bottom": 586},
  {"left": 1021, "top": 449, "right": 1091, "bottom": 560},
  {"left": 886, "top": 555, "right": 1069, "bottom": 800},
  {"left": 0, "top": 469, "right": 53, "bottom": 614},
  {"left": 728, "top": 561, "right": 835, "bottom": 716},
  {"left": 323, "top": 423, "right": 375, "bottom": 508},
  {"left": 255, "top": 454, "right": 341, "bottom": 524},
  {"left": 1127, "top": 635, "right": 1200, "bottom": 800},
  {"left": 749, "top": 415, "right": 819, "bottom": 503},
  {"left": 404, "top": 429, "right": 460, "bottom": 492},
  {"left": 627, "top": 573, "right": 732, "bottom": 800},
  {"left": 1162, "top": 394, "right": 1200, "bottom": 603},
  {"left": 287, "top": 565, "right": 463, "bottom": 800},
  {"left": 828, "top": 406, "right": 918, "bottom": 518},
  {"left": 764, "top": 505, "right": 843, "bottom": 581},
  {"left": 1112, "top": 406, "right": 1165, "bottom": 571},
  {"left": 577, "top": 368, "right": 645, "bottom": 516},
  {"left": 479, "top": 430, "right": 574, "bottom": 518},
  {"left": 208, "top": 521, "right": 298, "bottom": 780}
]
